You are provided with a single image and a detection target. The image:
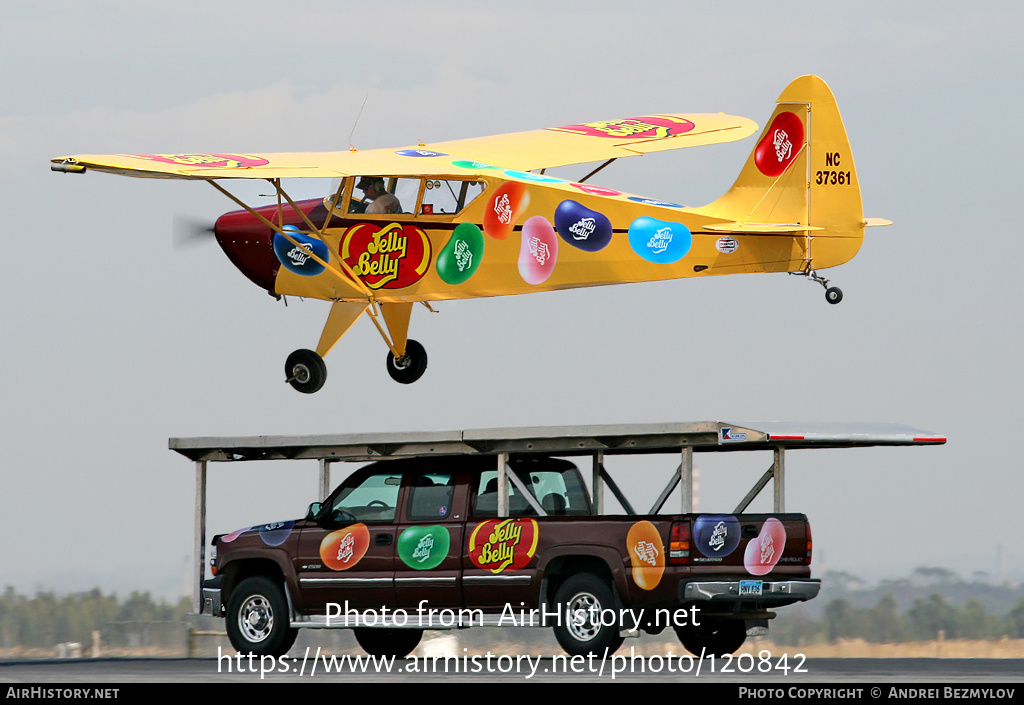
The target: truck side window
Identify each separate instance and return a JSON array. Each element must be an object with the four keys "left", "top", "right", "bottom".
[
  {"left": 407, "top": 472, "right": 455, "bottom": 520},
  {"left": 329, "top": 471, "right": 401, "bottom": 522},
  {"left": 472, "top": 466, "right": 591, "bottom": 517}
]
